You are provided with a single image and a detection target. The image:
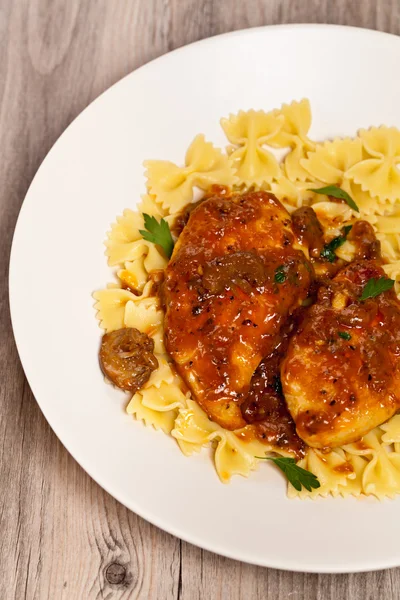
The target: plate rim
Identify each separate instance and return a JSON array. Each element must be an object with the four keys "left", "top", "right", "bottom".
[{"left": 9, "top": 22, "right": 400, "bottom": 574}]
